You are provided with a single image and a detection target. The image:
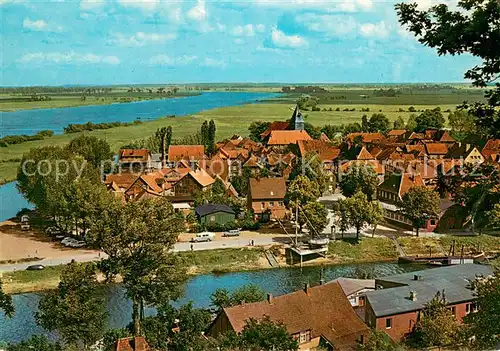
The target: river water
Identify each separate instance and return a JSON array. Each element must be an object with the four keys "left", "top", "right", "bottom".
[
  {"left": 0, "top": 262, "right": 423, "bottom": 343},
  {"left": 0, "top": 92, "right": 279, "bottom": 137}
]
